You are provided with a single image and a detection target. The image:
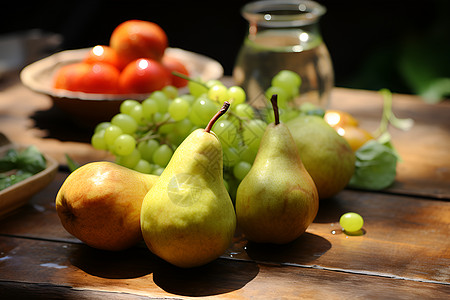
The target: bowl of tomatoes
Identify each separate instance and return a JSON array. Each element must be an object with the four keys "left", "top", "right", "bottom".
[{"left": 20, "top": 20, "right": 224, "bottom": 127}]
